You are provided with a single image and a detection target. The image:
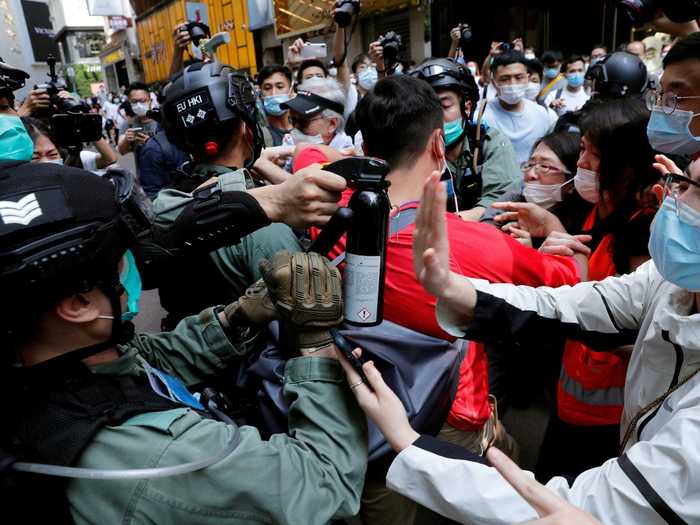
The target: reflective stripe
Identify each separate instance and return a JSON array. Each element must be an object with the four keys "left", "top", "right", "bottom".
[{"left": 558, "top": 367, "right": 625, "bottom": 406}]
